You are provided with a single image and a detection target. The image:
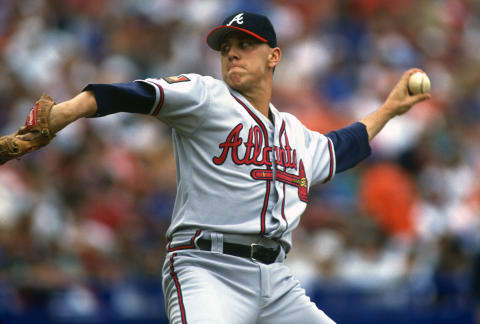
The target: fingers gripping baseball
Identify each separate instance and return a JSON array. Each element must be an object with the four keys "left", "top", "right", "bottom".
[
  {"left": 383, "top": 69, "right": 431, "bottom": 117},
  {"left": 0, "top": 94, "right": 56, "bottom": 165}
]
